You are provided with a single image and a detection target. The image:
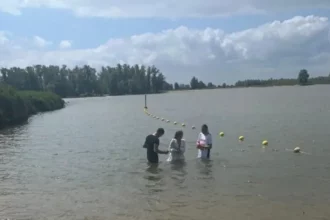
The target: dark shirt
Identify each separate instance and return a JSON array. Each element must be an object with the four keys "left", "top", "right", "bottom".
[{"left": 143, "top": 134, "right": 160, "bottom": 163}]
